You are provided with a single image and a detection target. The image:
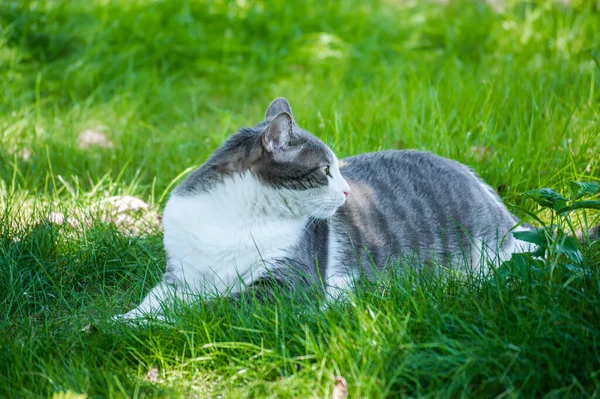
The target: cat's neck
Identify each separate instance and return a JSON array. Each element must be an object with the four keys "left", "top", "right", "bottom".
[{"left": 191, "top": 170, "right": 309, "bottom": 221}]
